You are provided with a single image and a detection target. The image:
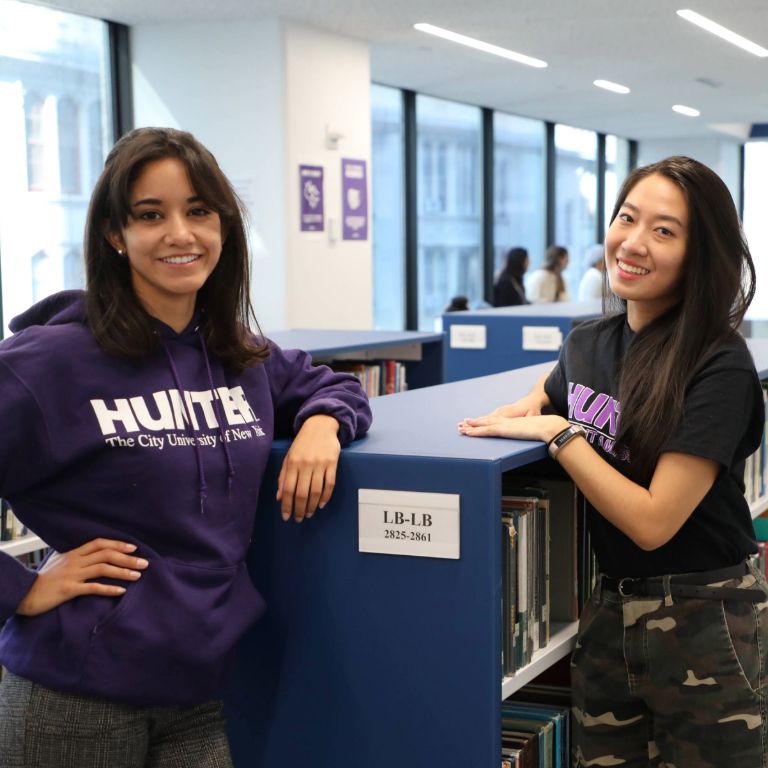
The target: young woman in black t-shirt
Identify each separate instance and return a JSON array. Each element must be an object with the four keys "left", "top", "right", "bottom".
[{"left": 459, "top": 156, "right": 767, "bottom": 768}]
